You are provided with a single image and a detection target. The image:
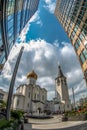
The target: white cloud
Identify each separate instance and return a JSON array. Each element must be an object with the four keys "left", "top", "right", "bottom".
[
  {"left": 18, "top": 11, "right": 42, "bottom": 42},
  {"left": 19, "top": 21, "right": 30, "bottom": 42},
  {"left": 53, "top": 40, "right": 59, "bottom": 47},
  {"left": 44, "top": 0, "right": 56, "bottom": 14},
  {"left": 29, "top": 11, "right": 42, "bottom": 26},
  {"left": 0, "top": 39, "right": 87, "bottom": 101}
]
